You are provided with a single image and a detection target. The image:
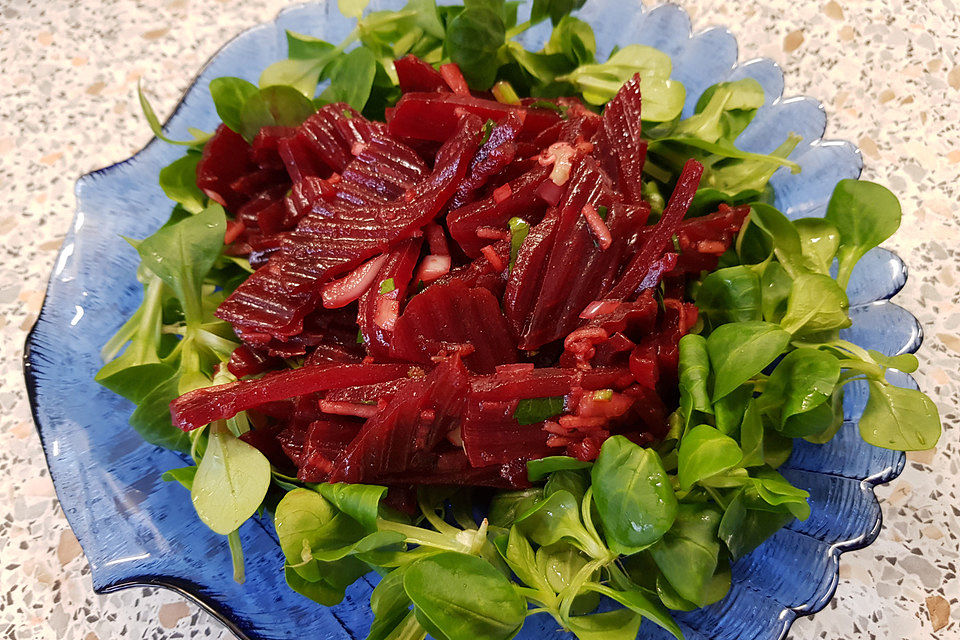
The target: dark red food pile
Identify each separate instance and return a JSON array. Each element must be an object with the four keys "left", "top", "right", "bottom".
[{"left": 173, "top": 58, "right": 750, "bottom": 489}]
